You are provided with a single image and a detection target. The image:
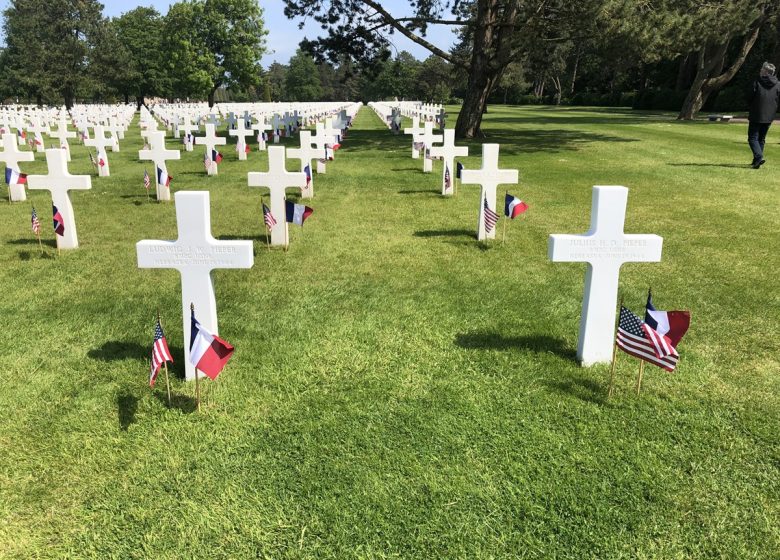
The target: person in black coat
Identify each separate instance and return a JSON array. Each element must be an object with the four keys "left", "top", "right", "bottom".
[{"left": 748, "top": 62, "right": 780, "bottom": 168}]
